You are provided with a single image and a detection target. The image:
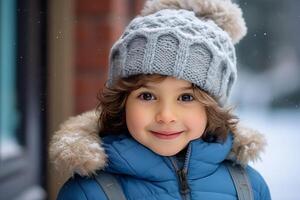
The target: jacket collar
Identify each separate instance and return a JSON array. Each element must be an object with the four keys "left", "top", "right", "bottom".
[
  {"left": 97, "top": 132, "right": 232, "bottom": 181},
  {"left": 101, "top": 134, "right": 175, "bottom": 181},
  {"left": 49, "top": 110, "right": 267, "bottom": 177}
]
